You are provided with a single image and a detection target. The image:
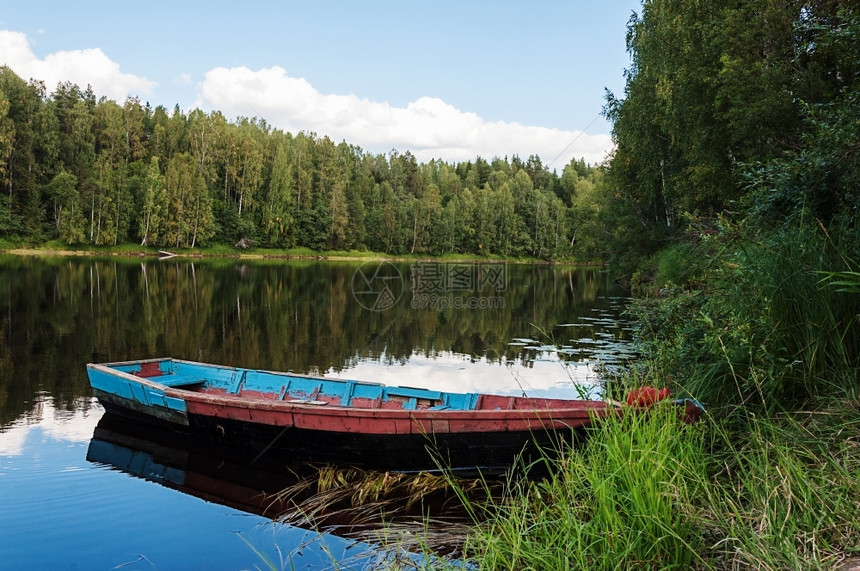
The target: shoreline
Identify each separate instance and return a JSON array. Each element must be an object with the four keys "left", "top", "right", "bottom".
[{"left": 0, "top": 245, "right": 604, "bottom": 266}]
